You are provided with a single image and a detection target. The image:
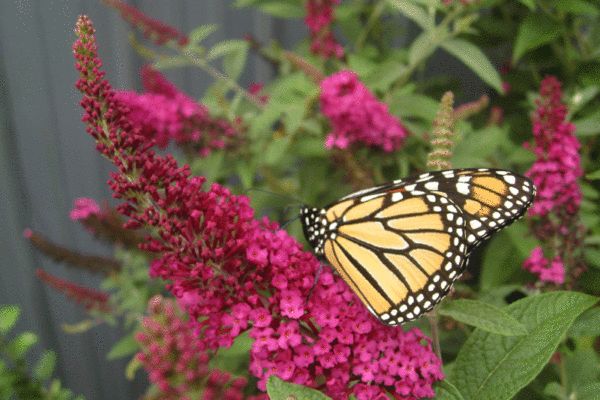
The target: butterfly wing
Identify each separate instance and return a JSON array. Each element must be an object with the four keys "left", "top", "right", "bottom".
[
  {"left": 337, "top": 168, "right": 536, "bottom": 253},
  {"left": 300, "top": 168, "right": 536, "bottom": 326},
  {"left": 401, "top": 169, "right": 536, "bottom": 253}
]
